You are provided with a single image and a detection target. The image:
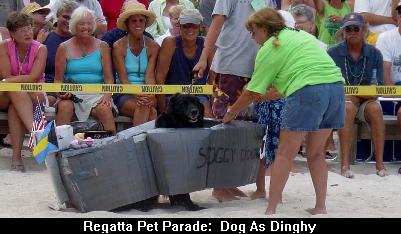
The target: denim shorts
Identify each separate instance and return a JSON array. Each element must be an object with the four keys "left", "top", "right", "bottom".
[{"left": 281, "top": 82, "right": 345, "bottom": 132}]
